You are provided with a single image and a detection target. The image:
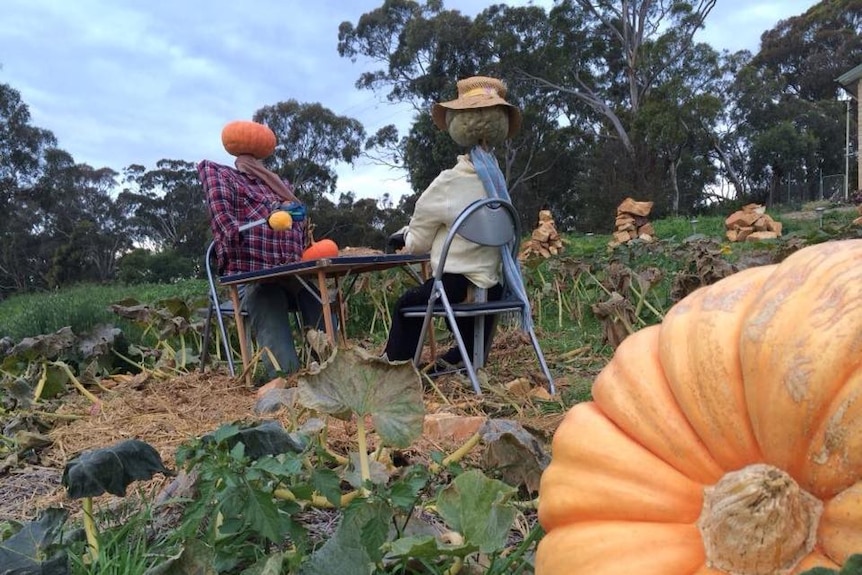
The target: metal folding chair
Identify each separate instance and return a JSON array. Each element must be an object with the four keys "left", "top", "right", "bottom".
[
  {"left": 401, "top": 197, "right": 555, "bottom": 395},
  {"left": 201, "top": 239, "right": 311, "bottom": 377},
  {"left": 200, "top": 240, "right": 245, "bottom": 376}
]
